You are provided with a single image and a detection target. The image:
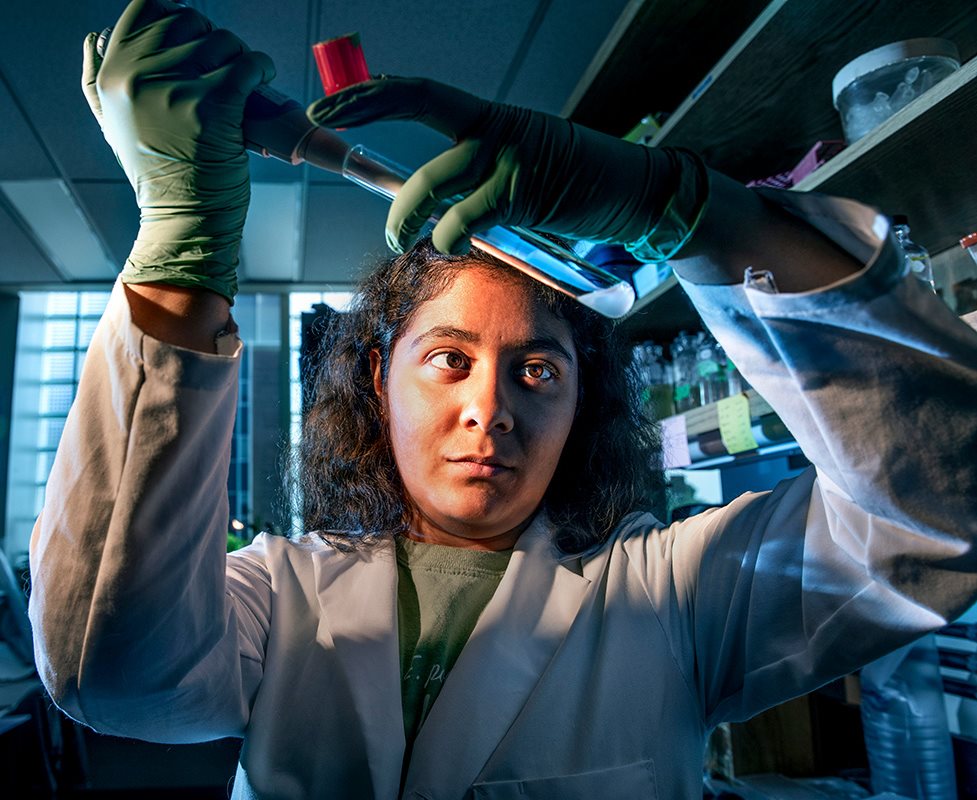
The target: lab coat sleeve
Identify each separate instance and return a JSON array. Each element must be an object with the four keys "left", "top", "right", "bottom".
[
  {"left": 657, "top": 191, "right": 977, "bottom": 727},
  {"left": 28, "top": 279, "right": 269, "bottom": 743}
]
